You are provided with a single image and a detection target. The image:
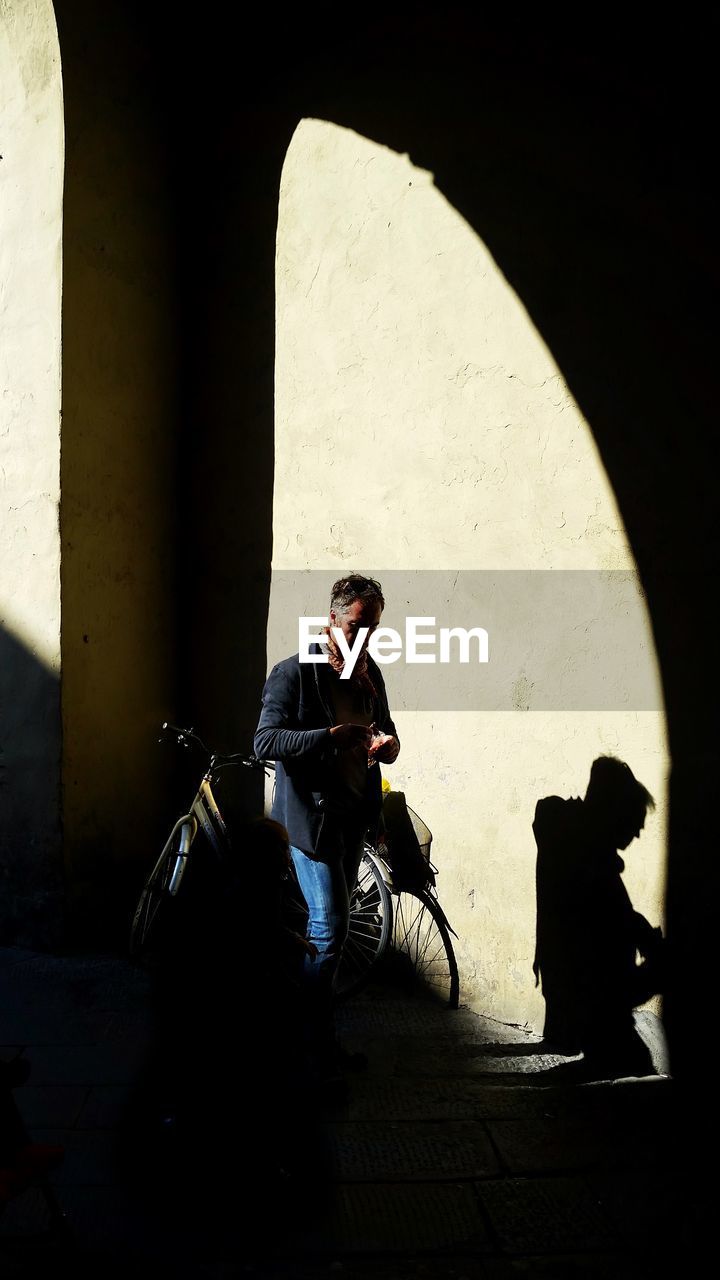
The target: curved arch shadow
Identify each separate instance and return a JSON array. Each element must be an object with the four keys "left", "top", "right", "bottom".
[
  {"left": 48, "top": 6, "right": 715, "bottom": 1088},
  {"left": 268, "top": 24, "right": 714, "bottom": 1084}
]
